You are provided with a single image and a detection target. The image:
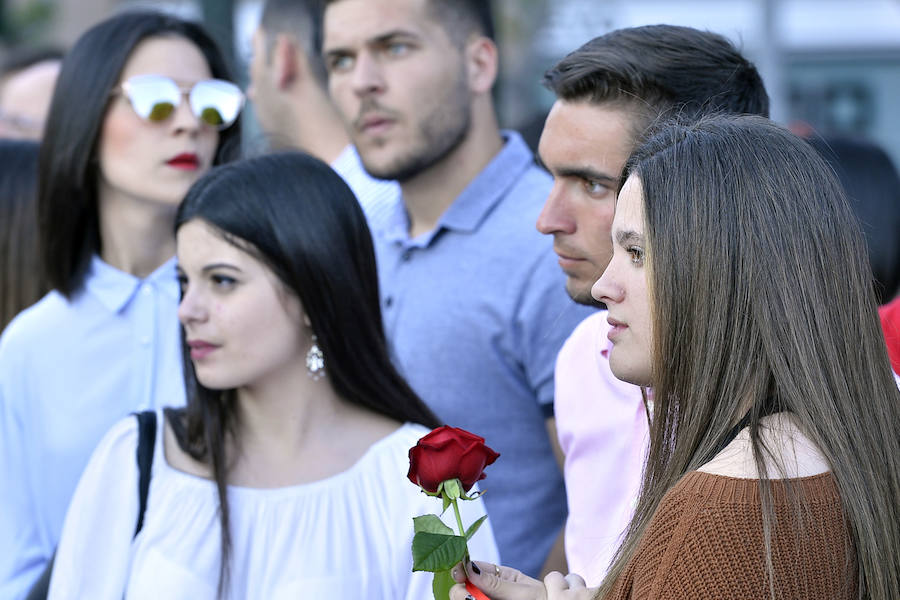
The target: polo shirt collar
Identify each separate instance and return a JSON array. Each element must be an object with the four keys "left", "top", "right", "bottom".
[
  {"left": 381, "top": 199, "right": 413, "bottom": 244},
  {"left": 84, "top": 255, "right": 179, "bottom": 313},
  {"left": 438, "top": 130, "right": 534, "bottom": 234}
]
